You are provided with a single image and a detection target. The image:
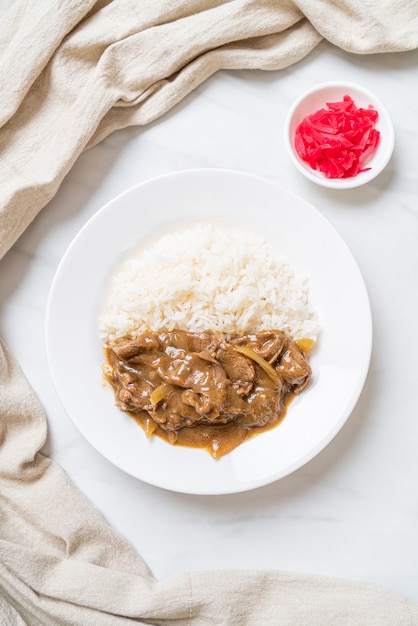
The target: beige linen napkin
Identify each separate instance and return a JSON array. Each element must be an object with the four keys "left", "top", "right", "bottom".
[{"left": 1, "top": 1, "right": 418, "bottom": 624}]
